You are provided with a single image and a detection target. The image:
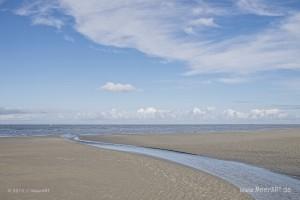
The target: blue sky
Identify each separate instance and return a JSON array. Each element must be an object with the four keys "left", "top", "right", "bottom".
[{"left": 0, "top": 0, "right": 300, "bottom": 124}]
